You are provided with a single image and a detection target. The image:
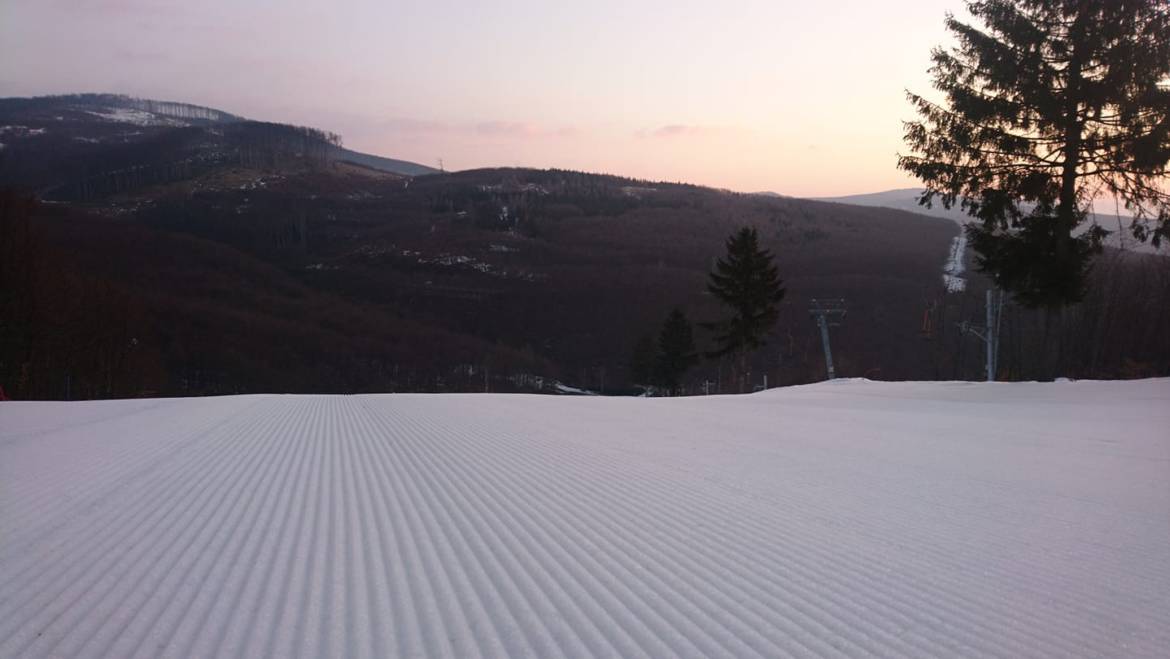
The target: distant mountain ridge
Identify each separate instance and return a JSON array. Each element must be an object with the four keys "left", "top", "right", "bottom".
[
  {"left": 809, "top": 187, "right": 1161, "bottom": 254},
  {"left": 0, "top": 92, "right": 244, "bottom": 126},
  {"left": 813, "top": 188, "right": 971, "bottom": 224},
  {"left": 0, "top": 93, "right": 436, "bottom": 178}
]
